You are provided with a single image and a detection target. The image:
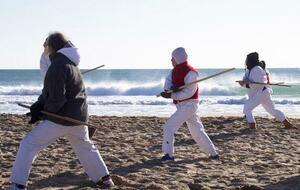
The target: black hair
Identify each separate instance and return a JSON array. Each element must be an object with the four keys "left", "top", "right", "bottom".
[
  {"left": 245, "top": 52, "right": 260, "bottom": 70},
  {"left": 260, "top": 60, "right": 266, "bottom": 70},
  {"left": 46, "top": 32, "right": 68, "bottom": 52}
]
